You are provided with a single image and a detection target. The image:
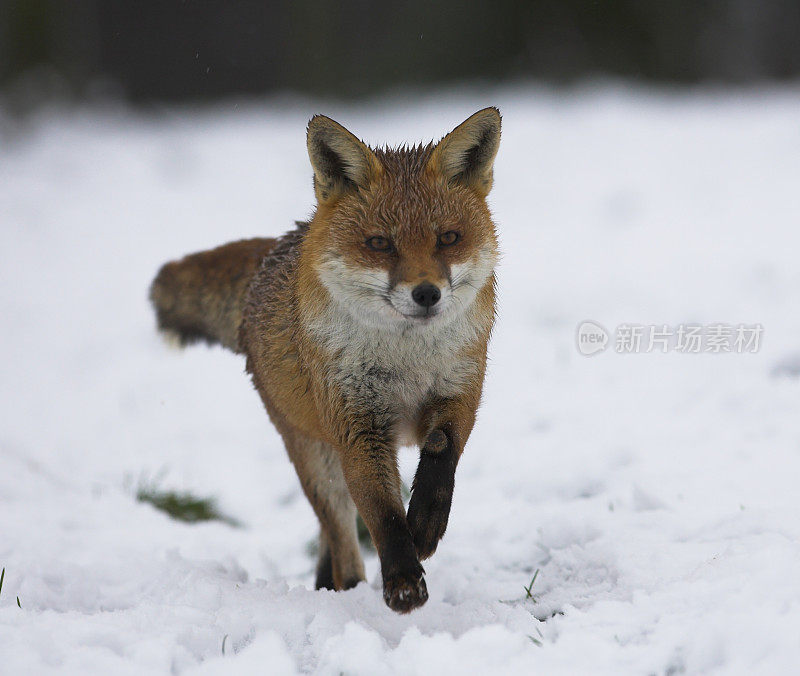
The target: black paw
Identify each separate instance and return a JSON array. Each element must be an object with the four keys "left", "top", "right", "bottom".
[
  {"left": 382, "top": 562, "right": 428, "bottom": 613},
  {"left": 407, "top": 483, "right": 453, "bottom": 560},
  {"left": 407, "top": 433, "right": 456, "bottom": 560},
  {"left": 315, "top": 548, "right": 335, "bottom": 590},
  {"left": 340, "top": 576, "right": 362, "bottom": 591}
]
